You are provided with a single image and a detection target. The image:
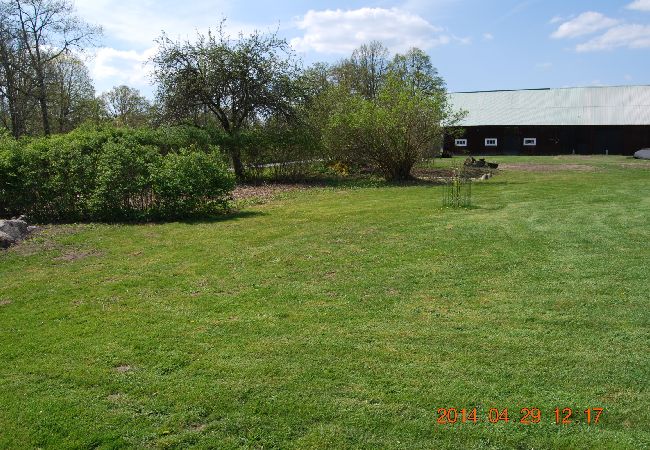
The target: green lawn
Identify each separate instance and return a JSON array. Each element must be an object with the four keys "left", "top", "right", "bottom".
[{"left": 1, "top": 156, "right": 648, "bottom": 449}]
